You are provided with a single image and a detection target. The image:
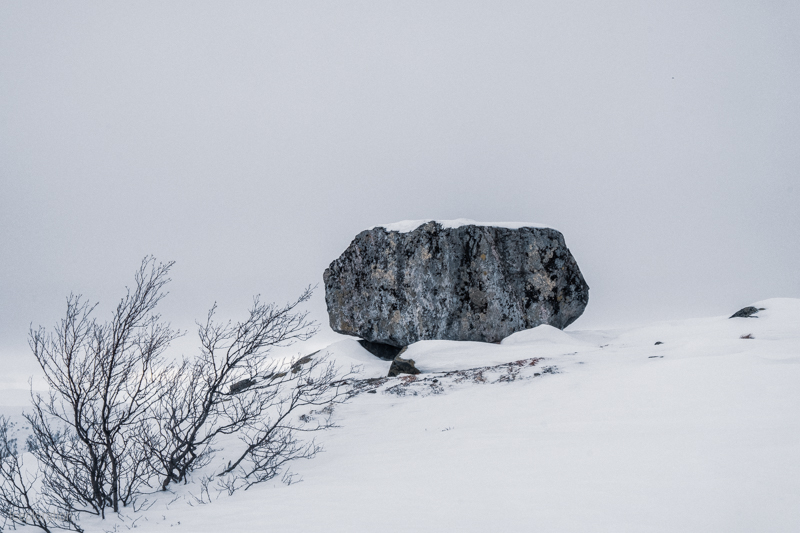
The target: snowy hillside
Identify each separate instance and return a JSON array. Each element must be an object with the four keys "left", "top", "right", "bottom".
[{"left": 7, "top": 299, "right": 800, "bottom": 532}]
